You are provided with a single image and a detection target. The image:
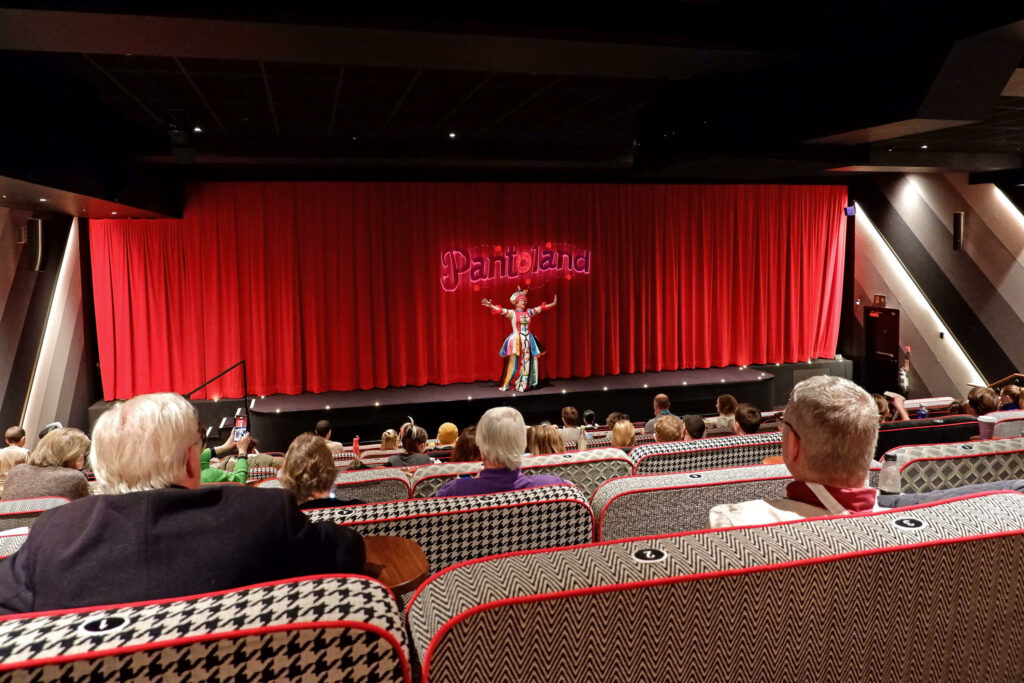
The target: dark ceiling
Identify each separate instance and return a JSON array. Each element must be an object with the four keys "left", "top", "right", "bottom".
[{"left": 2, "top": 3, "right": 1024, "bottom": 216}]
